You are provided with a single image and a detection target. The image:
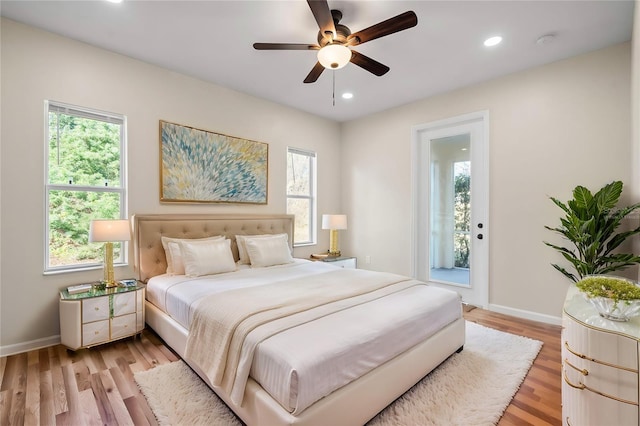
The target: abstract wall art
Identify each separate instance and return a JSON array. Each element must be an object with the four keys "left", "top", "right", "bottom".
[{"left": 160, "top": 121, "right": 268, "bottom": 204}]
